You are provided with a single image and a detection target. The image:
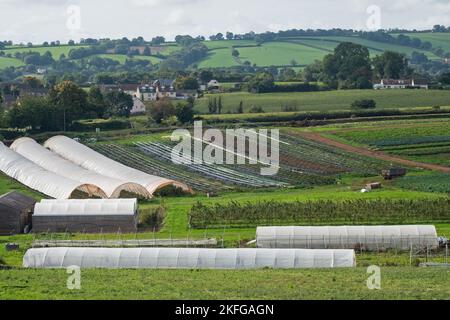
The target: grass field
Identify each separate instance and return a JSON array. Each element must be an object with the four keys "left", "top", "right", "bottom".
[
  {"left": 1, "top": 267, "right": 449, "bottom": 300},
  {"left": 392, "top": 32, "right": 450, "bottom": 52},
  {"left": 194, "top": 89, "right": 450, "bottom": 114},
  {"left": 198, "top": 48, "right": 240, "bottom": 68},
  {"left": 93, "top": 54, "right": 162, "bottom": 64},
  {"left": 0, "top": 56, "right": 24, "bottom": 68},
  {"left": 1, "top": 45, "right": 87, "bottom": 59}
]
